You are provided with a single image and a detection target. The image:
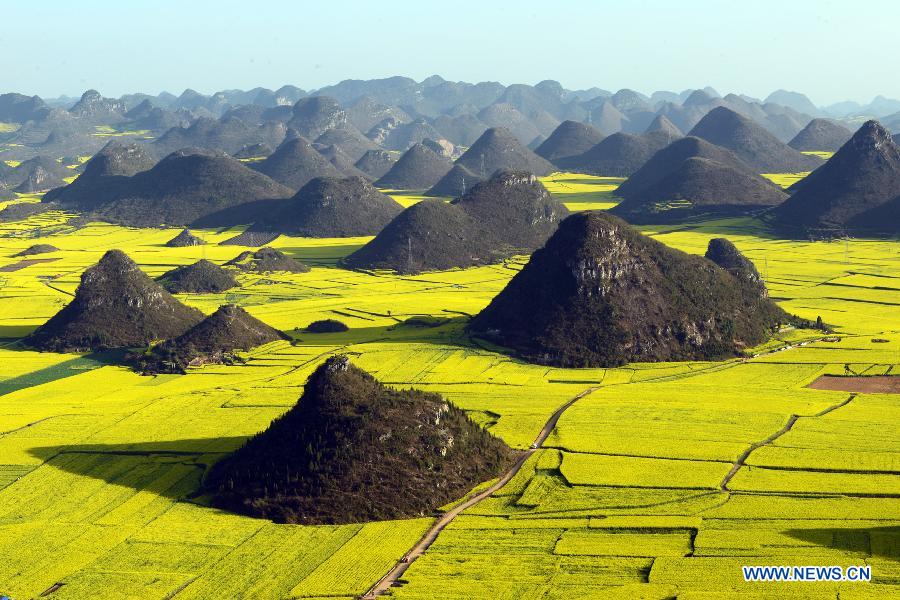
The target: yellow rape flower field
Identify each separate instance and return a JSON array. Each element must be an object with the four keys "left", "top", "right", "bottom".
[{"left": 0, "top": 175, "right": 897, "bottom": 599}]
